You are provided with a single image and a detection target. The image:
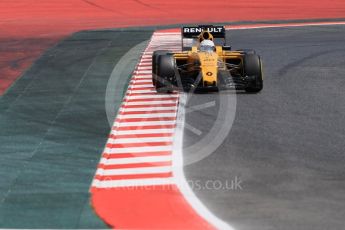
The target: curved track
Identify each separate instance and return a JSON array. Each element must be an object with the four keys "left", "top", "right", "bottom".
[
  {"left": 183, "top": 25, "right": 345, "bottom": 230},
  {"left": 0, "top": 24, "right": 344, "bottom": 229}
]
